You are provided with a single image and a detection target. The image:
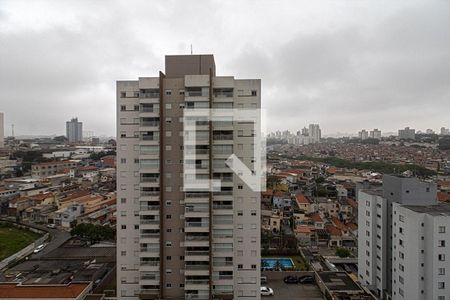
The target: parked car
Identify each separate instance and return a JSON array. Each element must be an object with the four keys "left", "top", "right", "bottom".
[
  {"left": 33, "top": 244, "right": 46, "bottom": 253},
  {"left": 46, "top": 223, "right": 56, "bottom": 229},
  {"left": 261, "top": 275, "right": 267, "bottom": 284},
  {"left": 260, "top": 286, "right": 274, "bottom": 296},
  {"left": 283, "top": 275, "right": 299, "bottom": 284},
  {"left": 299, "top": 275, "right": 314, "bottom": 284}
]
